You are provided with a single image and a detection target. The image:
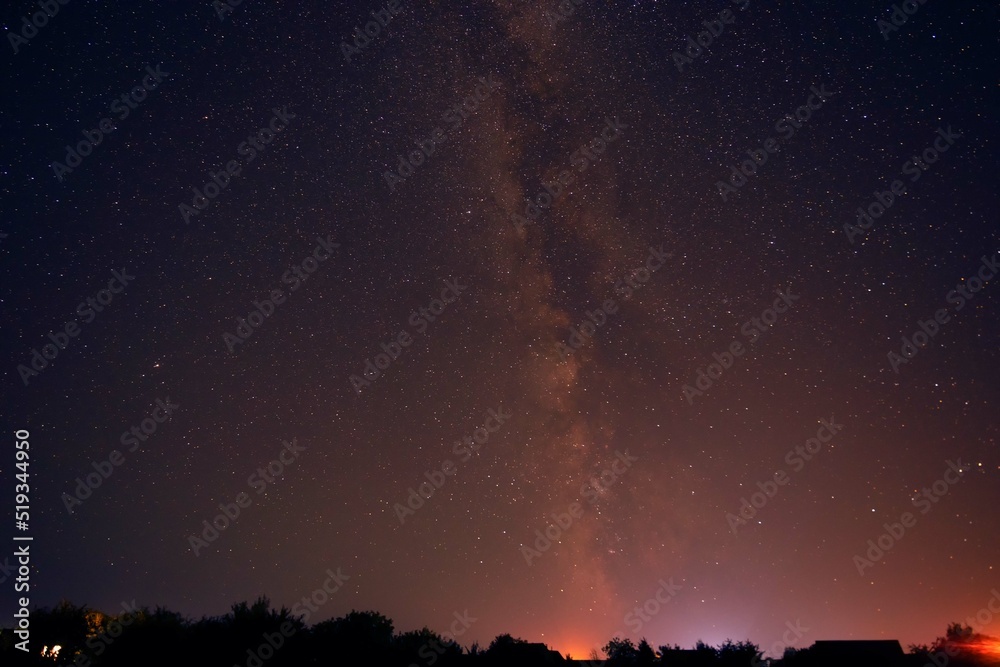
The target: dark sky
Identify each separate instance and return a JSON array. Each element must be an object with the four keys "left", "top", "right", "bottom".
[{"left": 2, "top": 0, "right": 999, "bottom": 659}]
